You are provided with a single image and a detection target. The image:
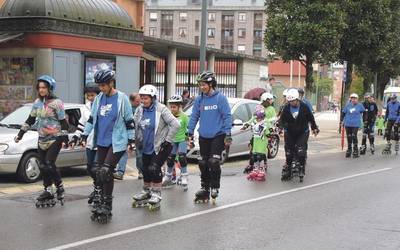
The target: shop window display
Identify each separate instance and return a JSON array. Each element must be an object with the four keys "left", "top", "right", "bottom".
[{"left": 0, "top": 57, "right": 34, "bottom": 118}]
